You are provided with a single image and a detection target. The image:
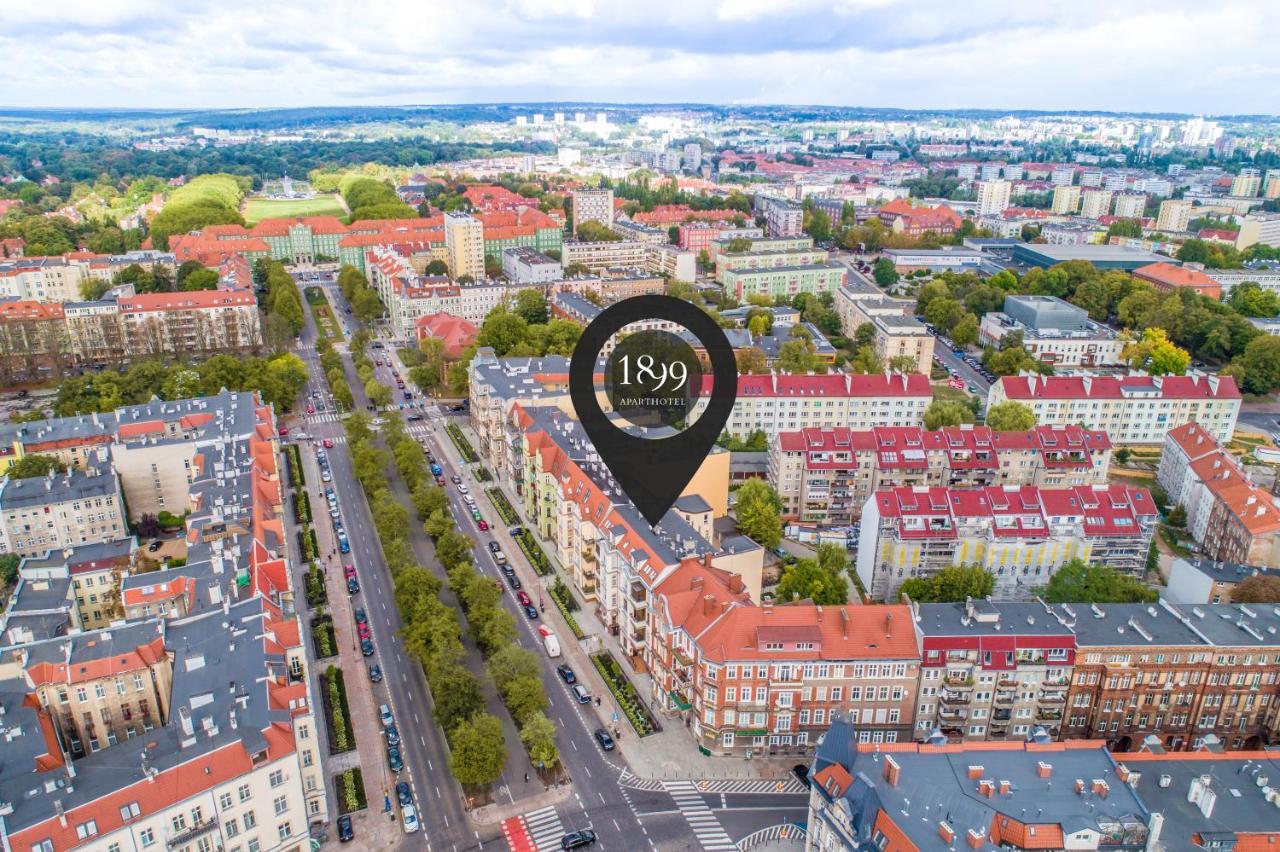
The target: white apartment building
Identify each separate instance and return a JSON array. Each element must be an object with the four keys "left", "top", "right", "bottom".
[
  {"left": 1050, "top": 185, "right": 1081, "bottom": 215},
  {"left": 975, "top": 180, "right": 1011, "bottom": 216},
  {"left": 571, "top": 189, "right": 614, "bottom": 228},
  {"left": 1079, "top": 190, "right": 1114, "bottom": 219},
  {"left": 1156, "top": 199, "right": 1193, "bottom": 232},
  {"left": 0, "top": 463, "right": 127, "bottom": 557},
  {"left": 987, "top": 374, "right": 1241, "bottom": 445},
  {"left": 444, "top": 213, "right": 485, "bottom": 279}
]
